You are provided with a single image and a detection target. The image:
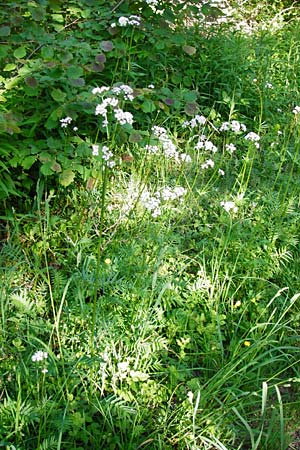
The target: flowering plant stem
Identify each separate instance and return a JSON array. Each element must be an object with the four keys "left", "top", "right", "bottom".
[{"left": 90, "top": 165, "right": 109, "bottom": 356}]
